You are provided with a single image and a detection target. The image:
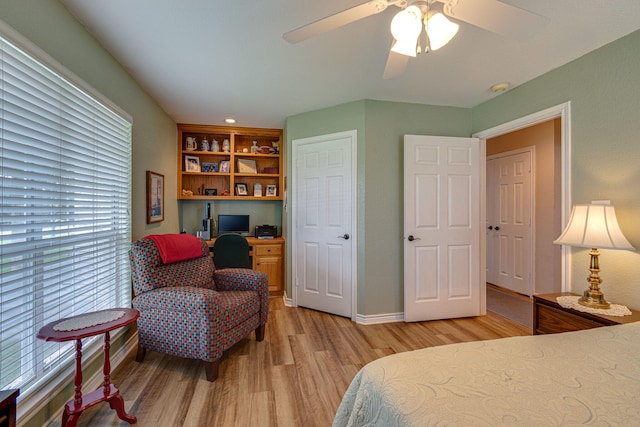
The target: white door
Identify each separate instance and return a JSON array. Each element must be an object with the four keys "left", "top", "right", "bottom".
[
  {"left": 293, "top": 130, "right": 356, "bottom": 318},
  {"left": 486, "top": 149, "right": 534, "bottom": 295},
  {"left": 404, "top": 135, "right": 484, "bottom": 322}
]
